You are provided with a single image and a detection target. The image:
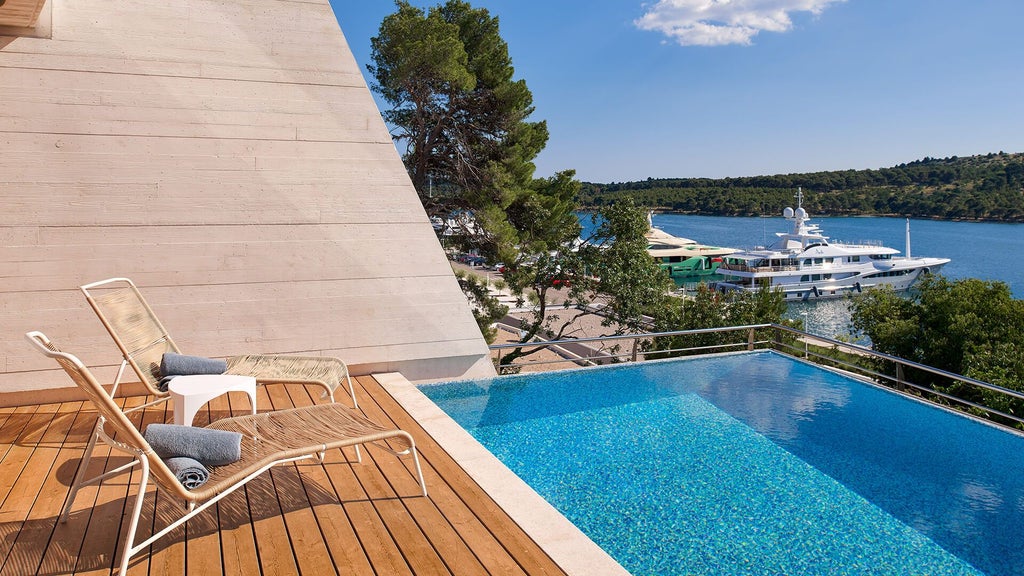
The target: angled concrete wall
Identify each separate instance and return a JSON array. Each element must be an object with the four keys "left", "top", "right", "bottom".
[{"left": 0, "top": 0, "right": 494, "bottom": 403}]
